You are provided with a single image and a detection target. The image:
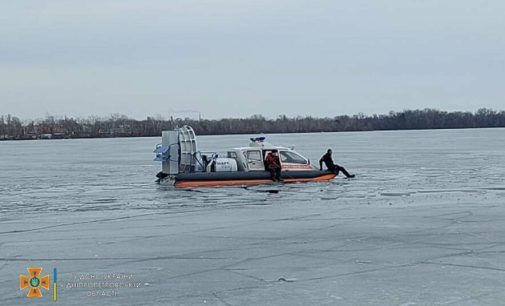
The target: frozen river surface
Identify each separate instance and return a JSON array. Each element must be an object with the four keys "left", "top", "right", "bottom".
[{"left": 1, "top": 128, "right": 505, "bottom": 305}]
